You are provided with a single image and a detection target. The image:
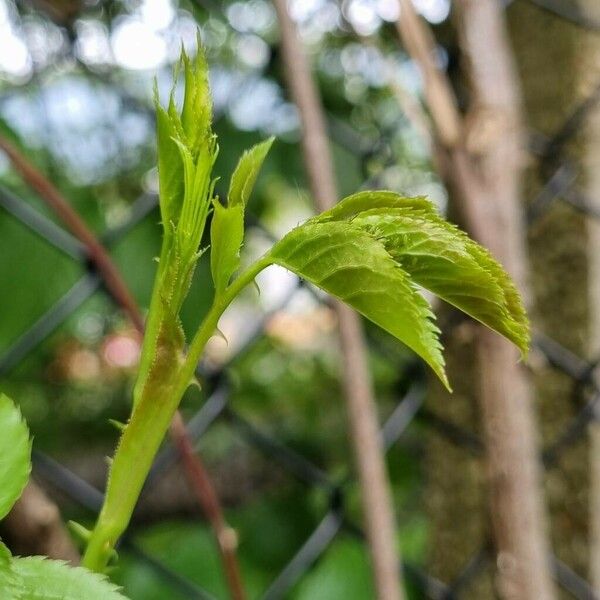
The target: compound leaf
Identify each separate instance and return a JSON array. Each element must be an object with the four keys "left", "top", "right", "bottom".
[
  {"left": 268, "top": 190, "right": 529, "bottom": 389},
  {"left": 349, "top": 208, "right": 529, "bottom": 354},
  {"left": 268, "top": 220, "right": 447, "bottom": 387},
  {"left": 0, "top": 393, "right": 31, "bottom": 520},
  {"left": 316, "top": 191, "right": 529, "bottom": 356}
]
